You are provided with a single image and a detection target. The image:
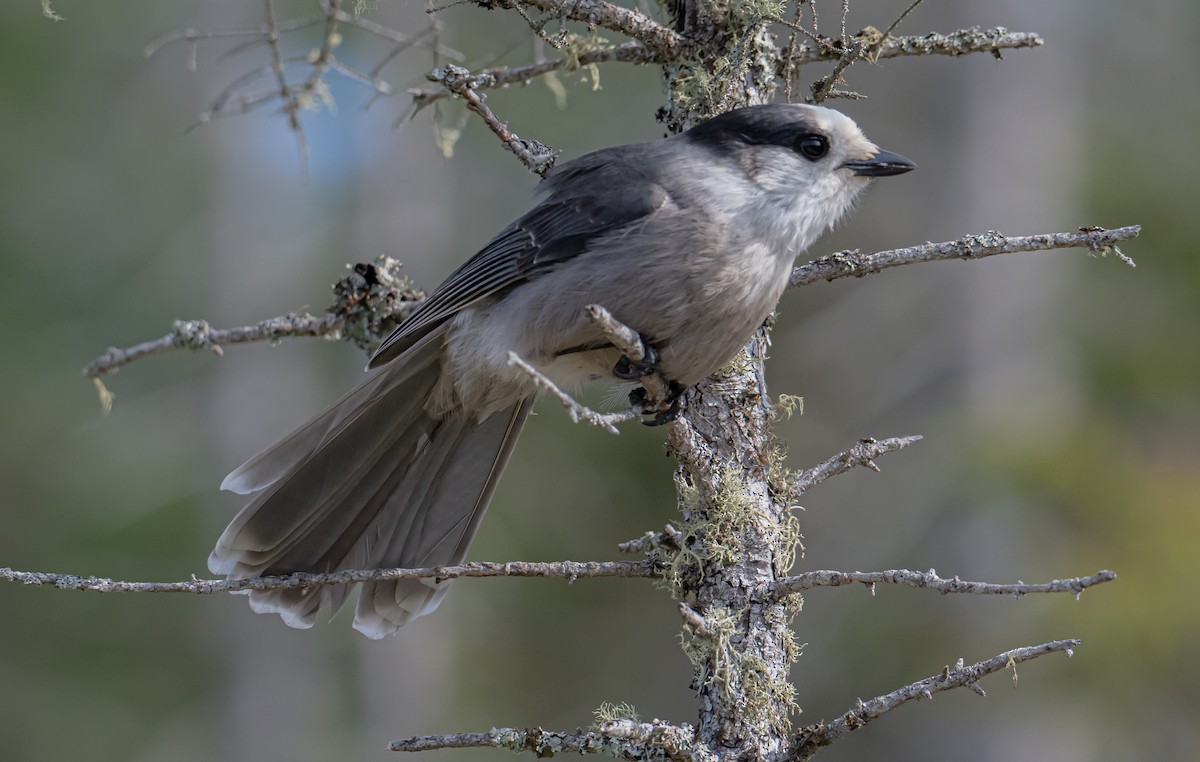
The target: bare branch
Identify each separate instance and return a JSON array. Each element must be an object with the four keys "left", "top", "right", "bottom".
[
  {"left": 790, "top": 436, "right": 923, "bottom": 497},
  {"left": 294, "top": 0, "right": 342, "bottom": 110},
  {"left": 144, "top": 15, "right": 326, "bottom": 60},
  {"left": 83, "top": 313, "right": 342, "bottom": 380},
  {"left": 779, "top": 22, "right": 1038, "bottom": 103},
  {"left": 390, "top": 721, "right": 714, "bottom": 761},
  {"left": 337, "top": 11, "right": 462, "bottom": 62},
  {"left": 507, "top": 351, "right": 640, "bottom": 433},
  {"left": 510, "top": 0, "right": 683, "bottom": 60},
  {"left": 504, "top": 304, "right": 679, "bottom": 430},
  {"left": 328, "top": 54, "right": 393, "bottom": 96},
  {"left": 805, "top": 0, "right": 923, "bottom": 103},
  {"left": 145, "top": 9, "right": 461, "bottom": 65},
  {"left": 262, "top": 0, "right": 308, "bottom": 166},
  {"left": 411, "top": 41, "right": 658, "bottom": 109},
  {"left": 149, "top": 1, "right": 463, "bottom": 142},
  {"left": 0, "top": 560, "right": 655, "bottom": 595},
  {"left": 785, "top": 25, "right": 1043, "bottom": 69},
  {"left": 788, "top": 640, "right": 1082, "bottom": 761},
  {"left": 82, "top": 256, "right": 424, "bottom": 413},
  {"left": 790, "top": 225, "right": 1141, "bottom": 289},
  {"left": 771, "top": 568, "right": 1117, "bottom": 601},
  {"left": 620, "top": 434, "right": 921, "bottom": 567},
  {"left": 430, "top": 64, "right": 558, "bottom": 175}
]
